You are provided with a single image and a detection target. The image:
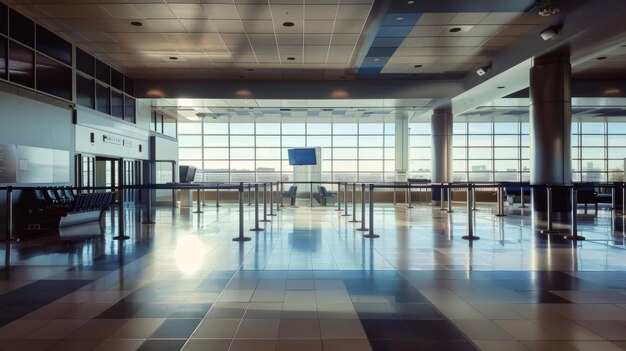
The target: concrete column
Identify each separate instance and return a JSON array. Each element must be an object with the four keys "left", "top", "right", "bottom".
[
  {"left": 530, "top": 47, "right": 572, "bottom": 224},
  {"left": 431, "top": 108, "right": 453, "bottom": 204}
]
